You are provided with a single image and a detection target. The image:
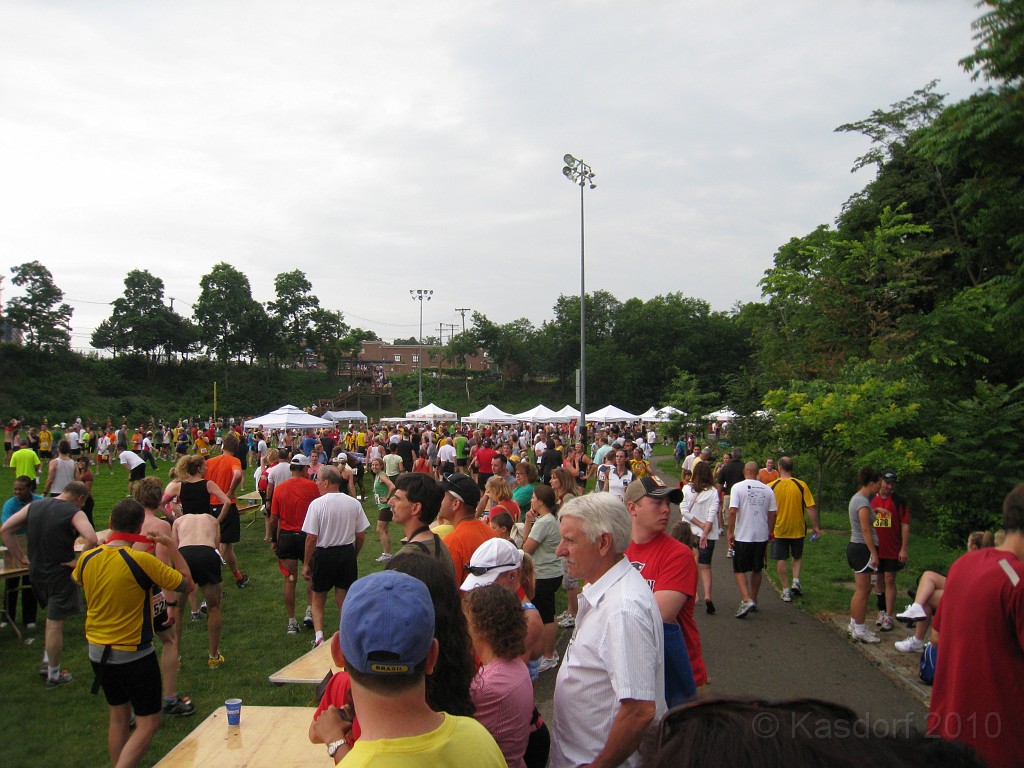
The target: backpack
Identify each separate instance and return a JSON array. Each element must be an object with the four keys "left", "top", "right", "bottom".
[{"left": 919, "top": 642, "right": 937, "bottom": 685}]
